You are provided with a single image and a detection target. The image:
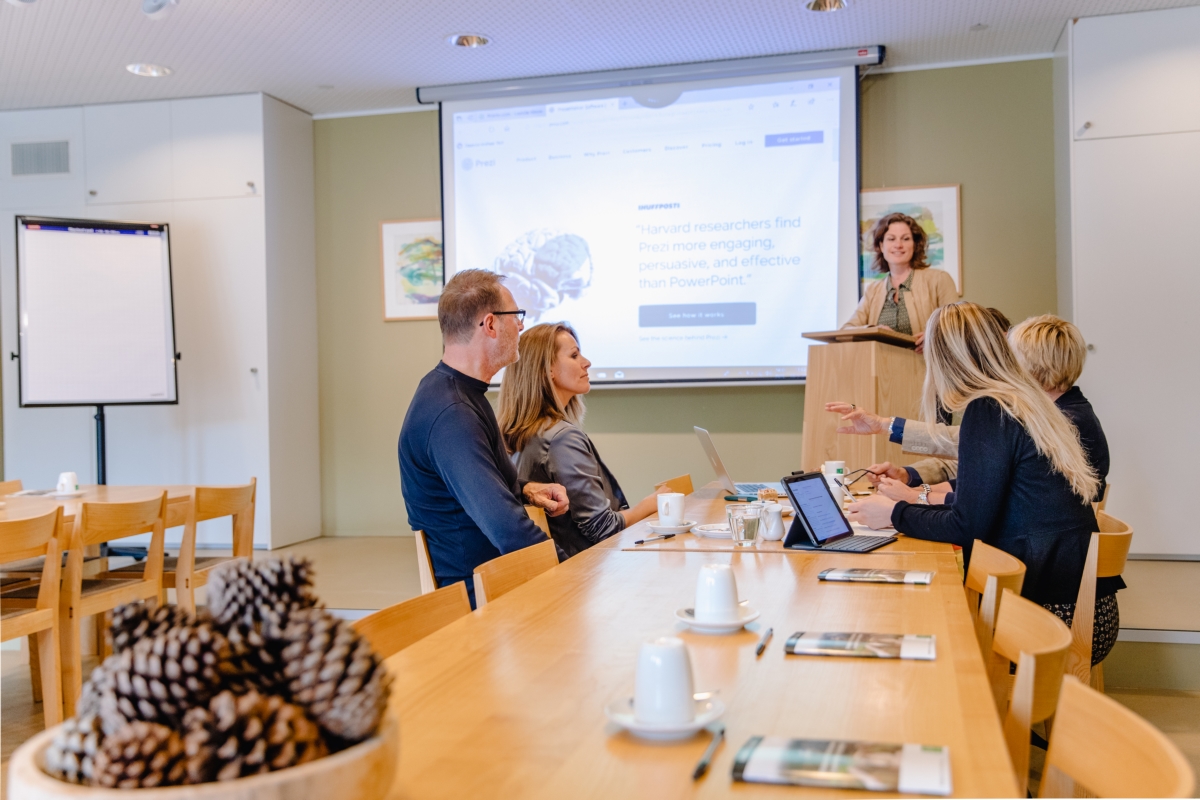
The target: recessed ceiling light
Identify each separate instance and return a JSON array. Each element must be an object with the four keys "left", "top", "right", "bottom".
[
  {"left": 5, "top": 0, "right": 40, "bottom": 7},
  {"left": 142, "top": 0, "right": 178, "bottom": 20},
  {"left": 446, "top": 33, "right": 490, "bottom": 48},
  {"left": 126, "top": 63, "right": 173, "bottom": 78},
  {"left": 805, "top": 0, "right": 848, "bottom": 11},
  {"left": 970, "top": 23, "right": 989, "bottom": 32}
]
